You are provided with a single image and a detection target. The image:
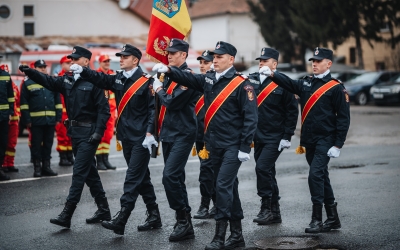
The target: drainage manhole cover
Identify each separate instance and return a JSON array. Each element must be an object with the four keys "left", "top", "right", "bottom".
[{"left": 255, "top": 237, "right": 319, "bottom": 250}]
